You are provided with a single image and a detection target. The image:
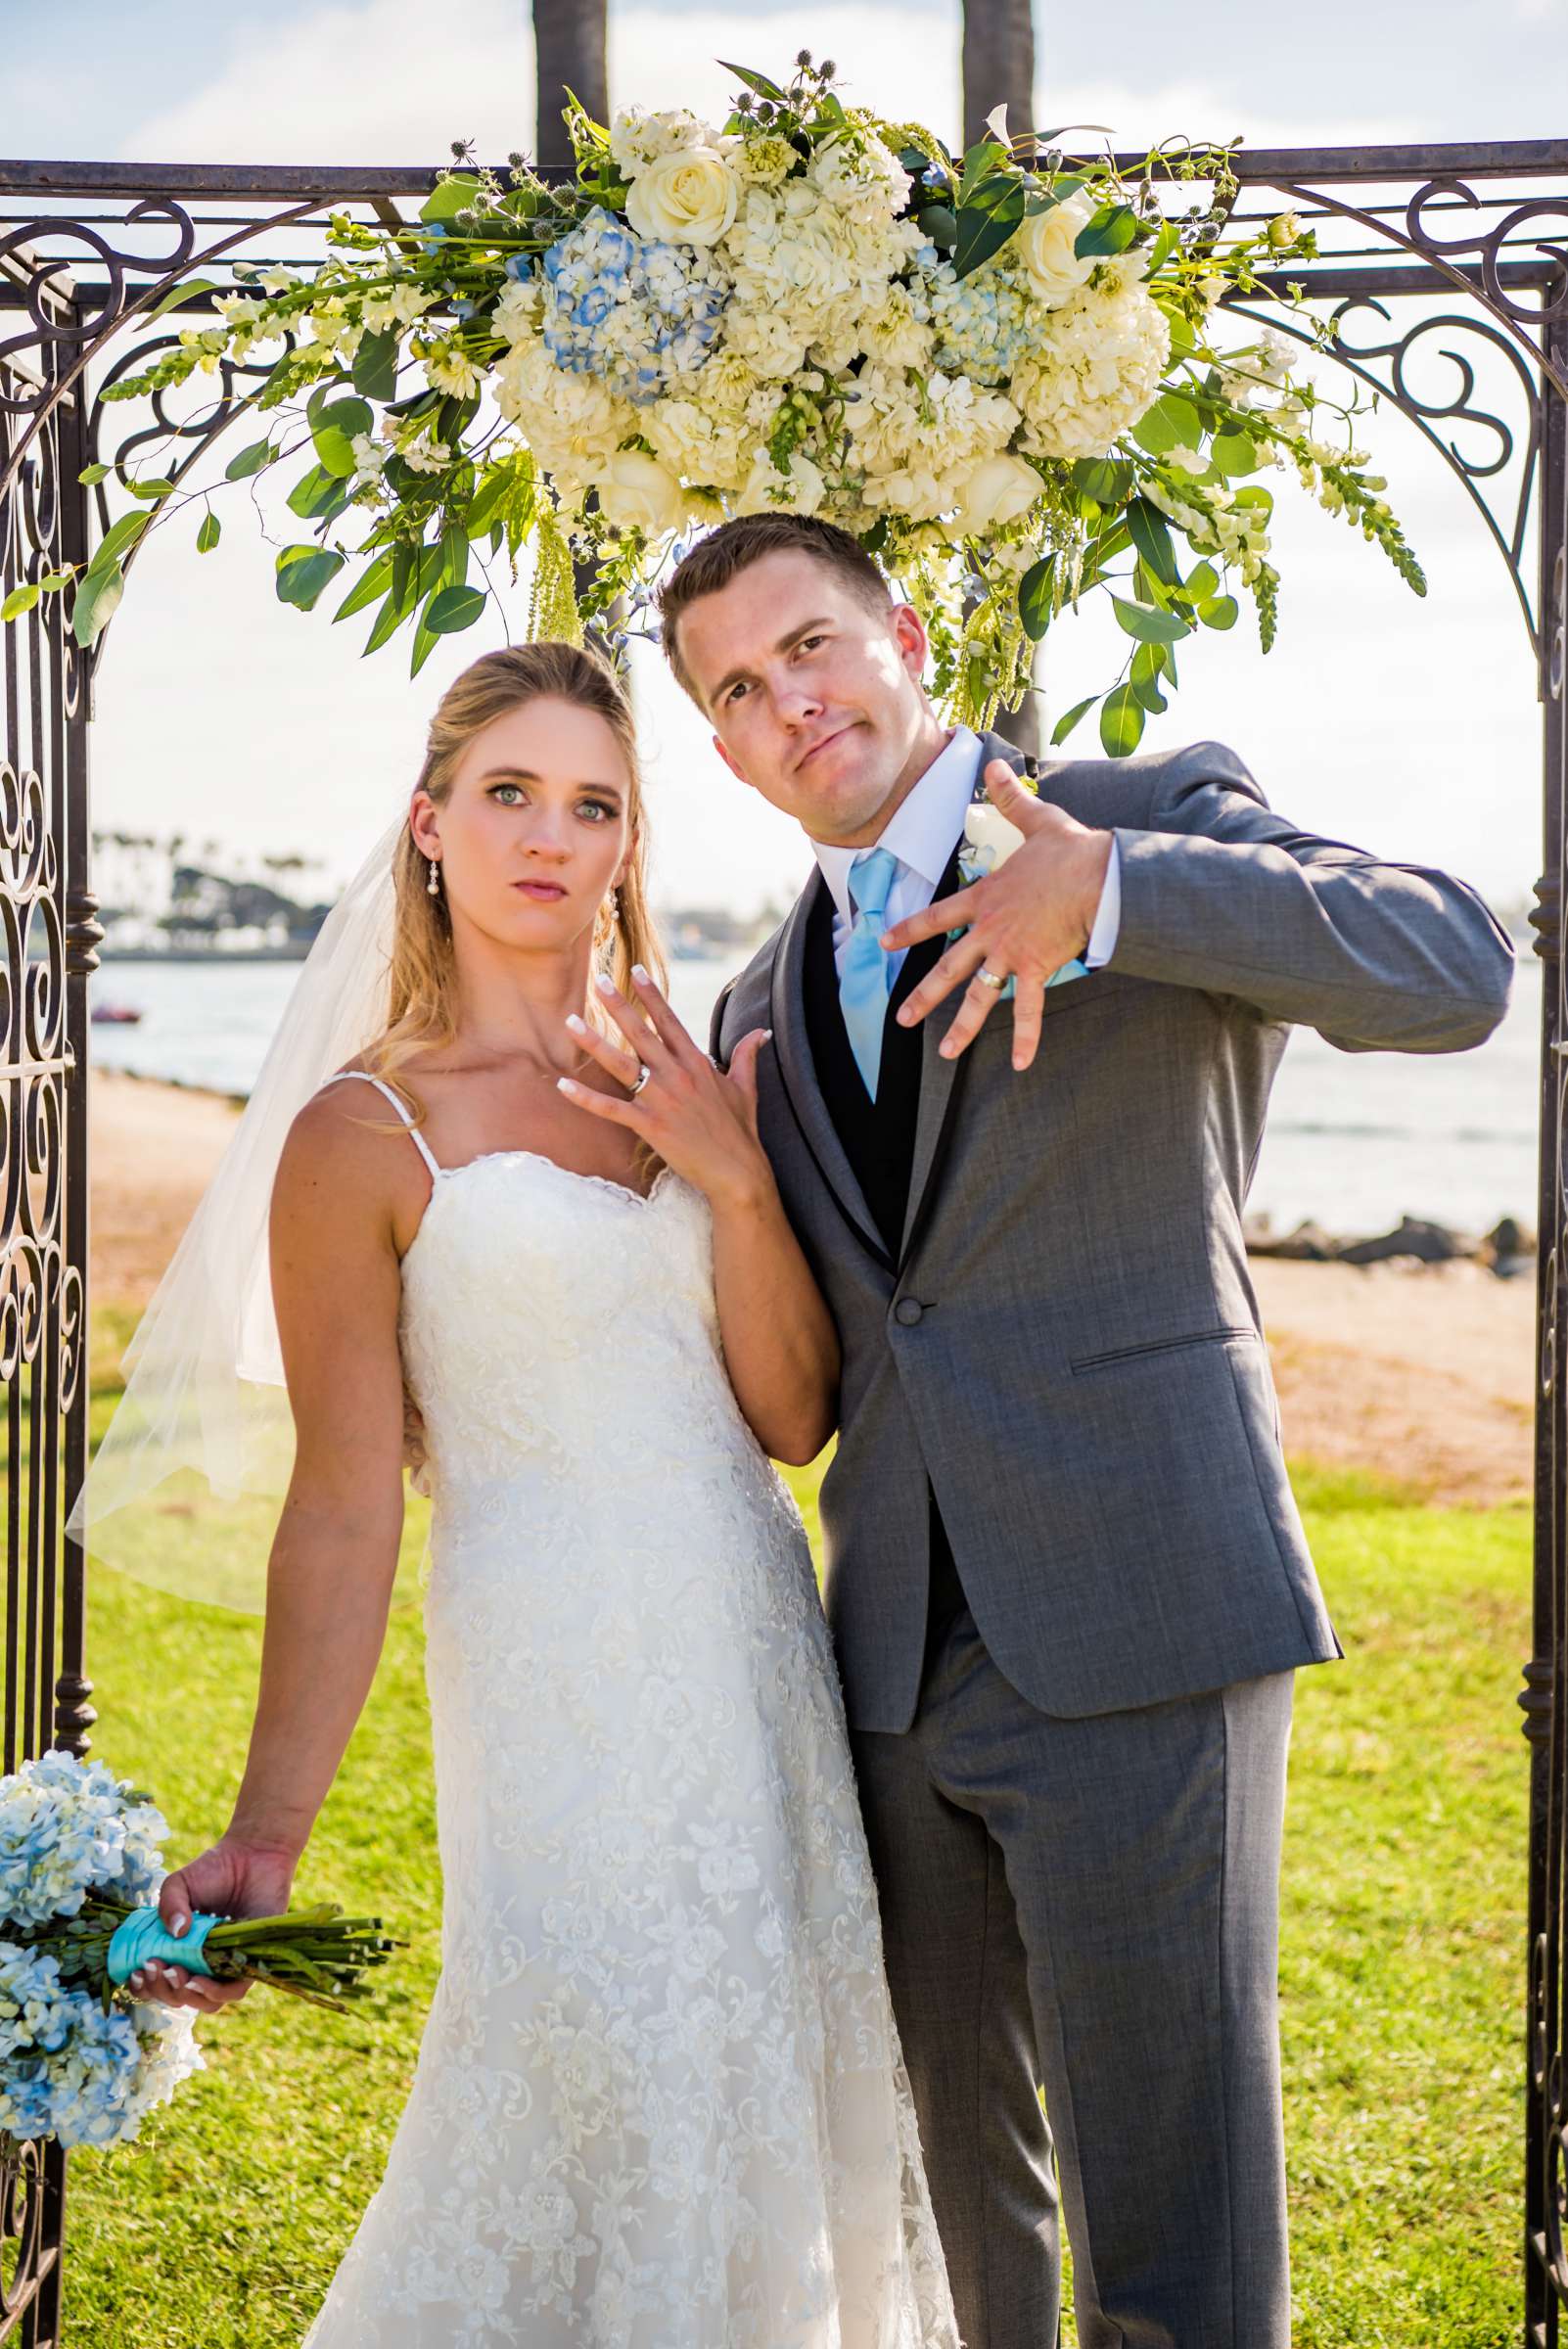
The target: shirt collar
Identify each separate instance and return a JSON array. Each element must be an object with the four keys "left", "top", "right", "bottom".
[{"left": 808, "top": 724, "right": 984, "bottom": 931}]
